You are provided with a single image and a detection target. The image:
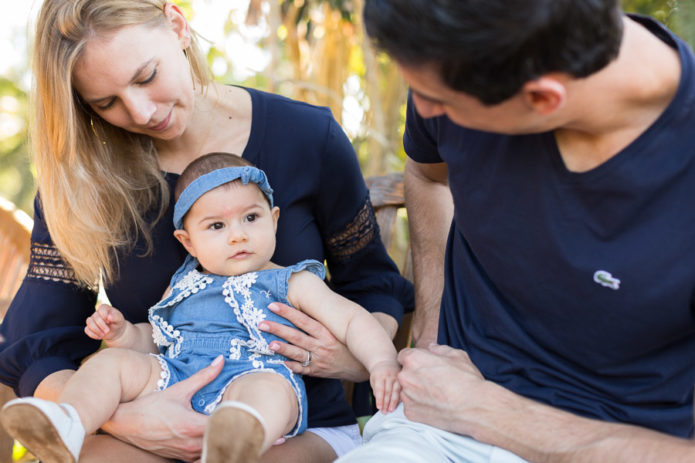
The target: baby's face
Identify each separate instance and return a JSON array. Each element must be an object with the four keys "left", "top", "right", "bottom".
[{"left": 180, "top": 182, "right": 279, "bottom": 276}]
